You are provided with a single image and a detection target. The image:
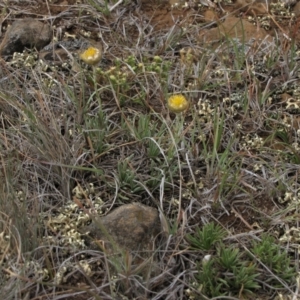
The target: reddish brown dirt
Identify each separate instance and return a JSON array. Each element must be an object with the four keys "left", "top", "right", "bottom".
[
  {"left": 136, "top": 0, "right": 300, "bottom": 45},
  {"left": 2, "top": 1, "right": 300, "bottom": 47}
]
